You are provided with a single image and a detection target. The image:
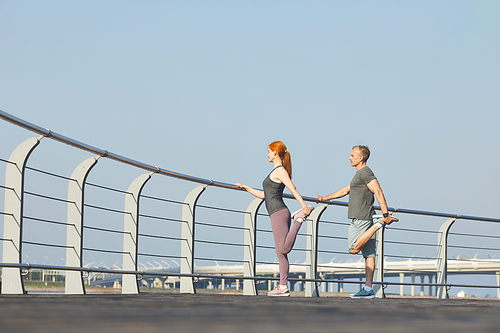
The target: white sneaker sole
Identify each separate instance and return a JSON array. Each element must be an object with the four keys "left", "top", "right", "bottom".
[
  {"left": 350, "top": 294, "right": 375, "bottom": 299},
  {"left": 267, "top": 292, "right": 290, "bottom": 297},
  {"left": 291, "top": 209, "right": 303, "bottom": 222},
  {"left": 373, "top": 214, "right": 399, "bottom": 223}
]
